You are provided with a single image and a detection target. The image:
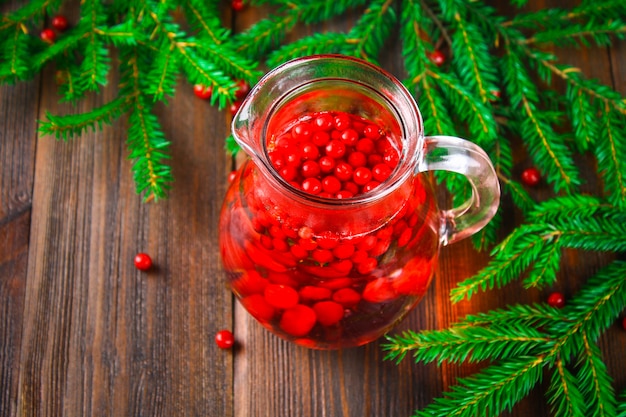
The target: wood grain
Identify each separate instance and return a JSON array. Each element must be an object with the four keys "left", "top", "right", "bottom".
[{"left": 1, "top": 1, "right": 625, "bottom": 417}]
